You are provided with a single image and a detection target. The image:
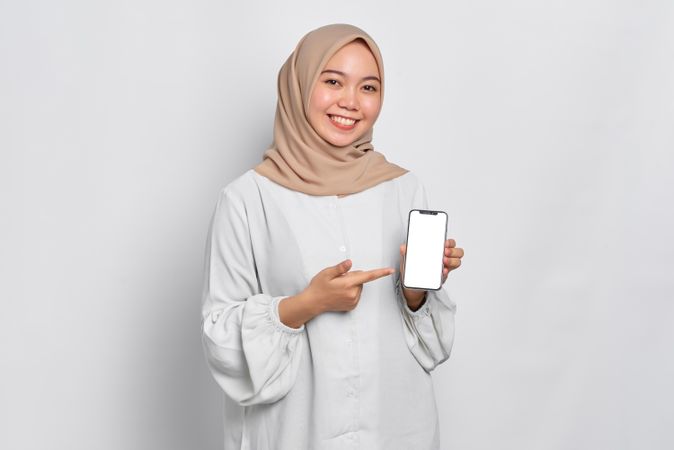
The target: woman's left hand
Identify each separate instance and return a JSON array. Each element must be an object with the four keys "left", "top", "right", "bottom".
[
  {"left": 399, "top": 239, "right": 464, "bottom": 309},
  {"left": 439, "top": 238, "right": 464, "bottom": 281}
]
